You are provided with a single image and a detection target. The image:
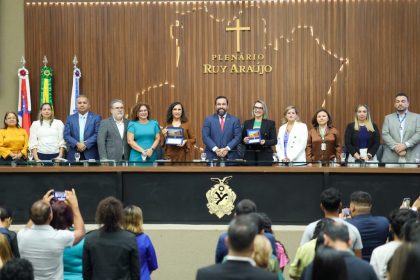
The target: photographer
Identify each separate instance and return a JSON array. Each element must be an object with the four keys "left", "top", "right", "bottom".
[{"left": 17, "top": 189, "right": 85, "bottom": 280}]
